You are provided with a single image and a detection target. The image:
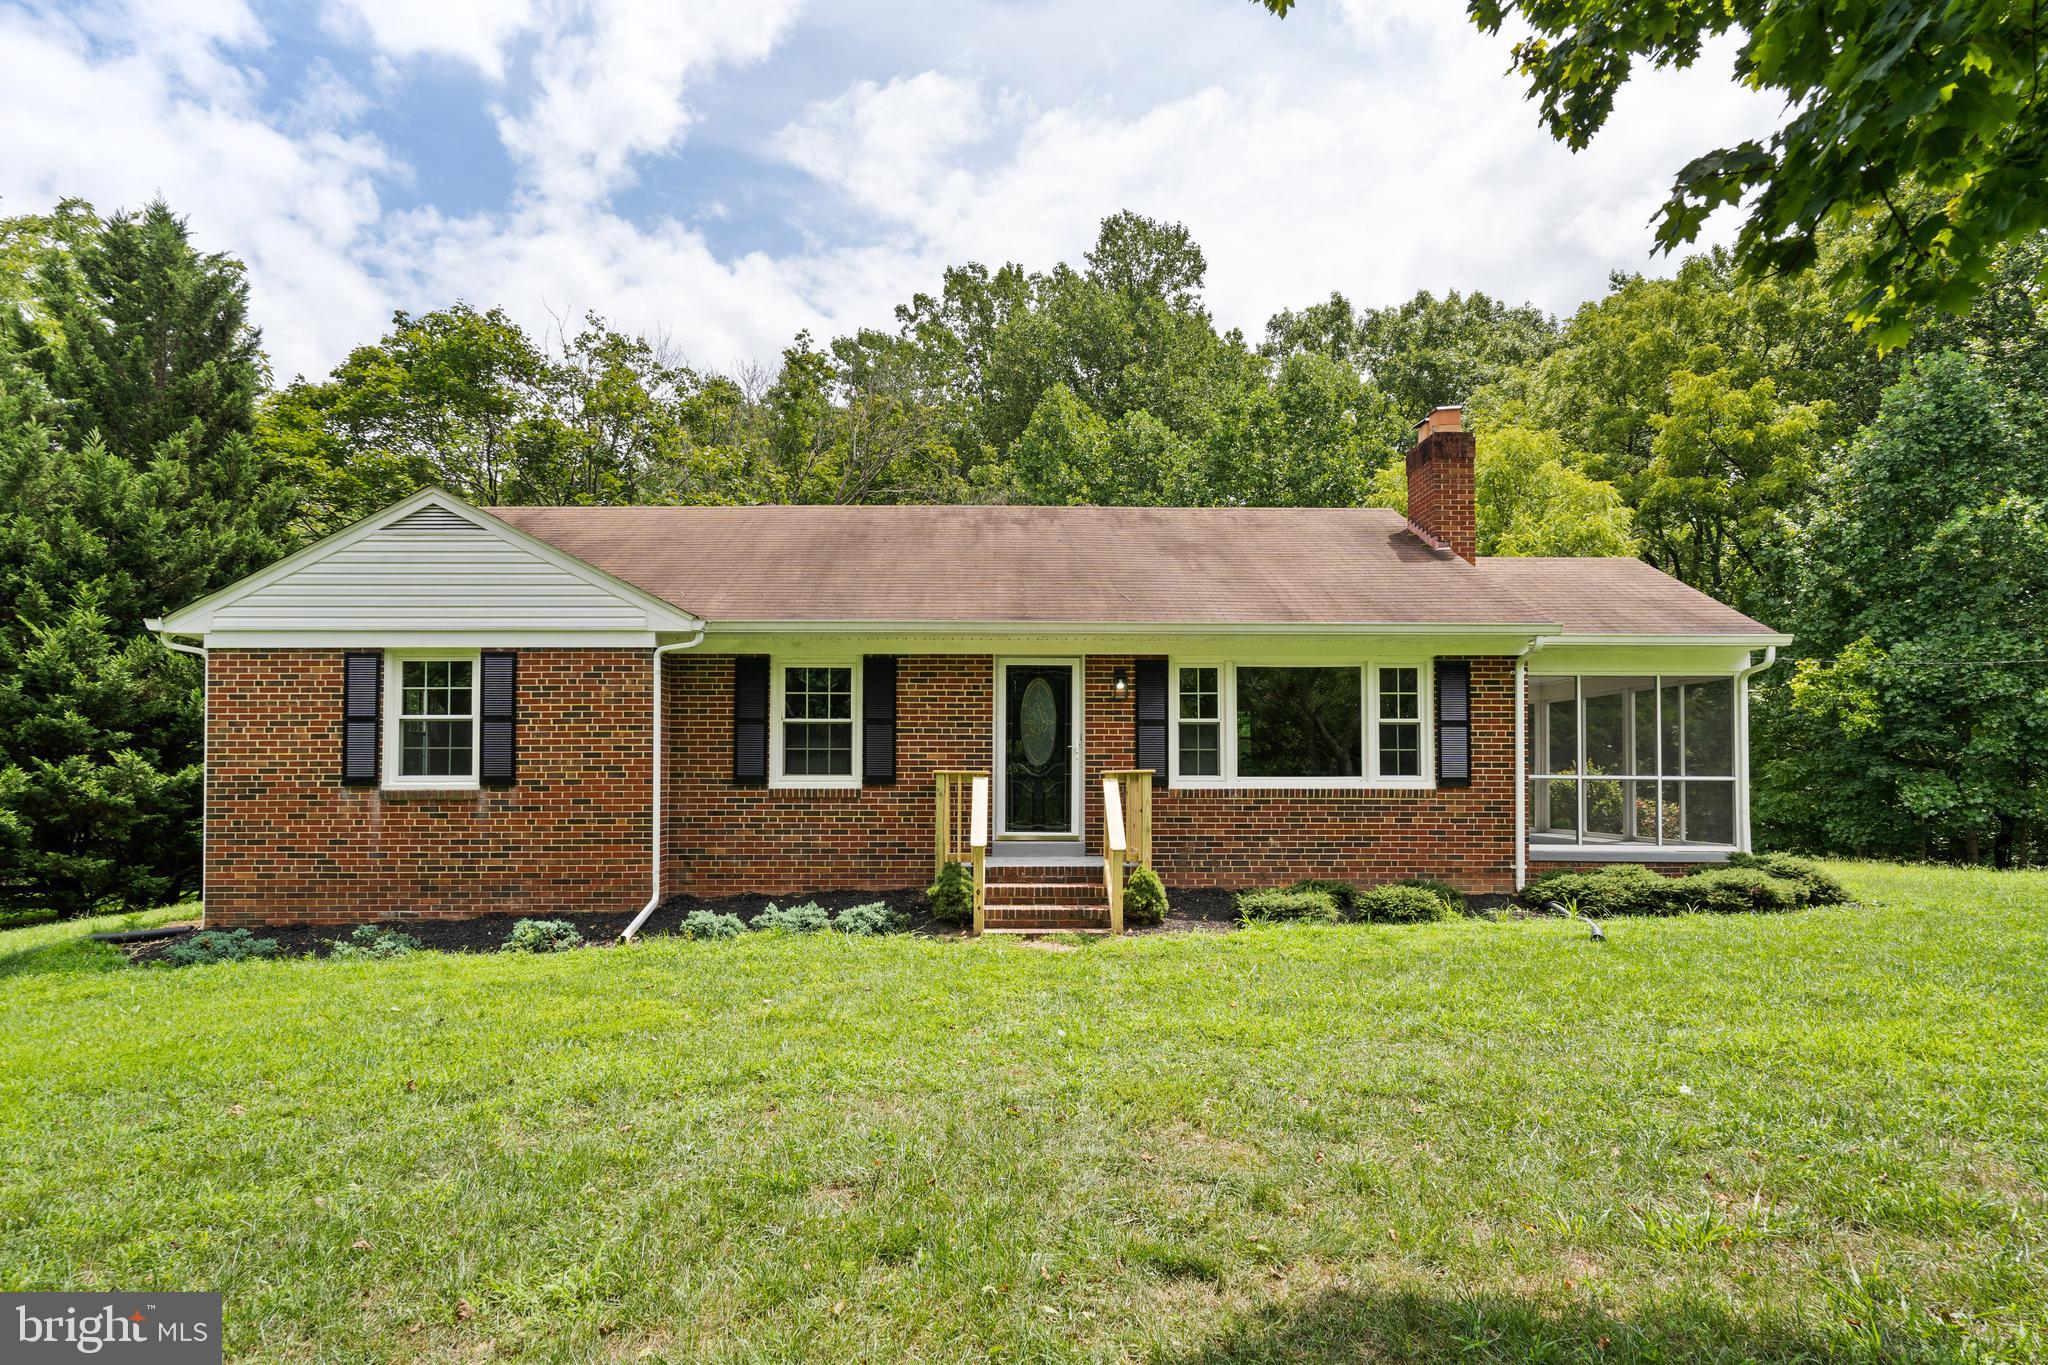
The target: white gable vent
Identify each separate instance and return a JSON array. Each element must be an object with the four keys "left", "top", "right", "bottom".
[{"left": 388, "top": 505, "right": 483, "bottom": 533}]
